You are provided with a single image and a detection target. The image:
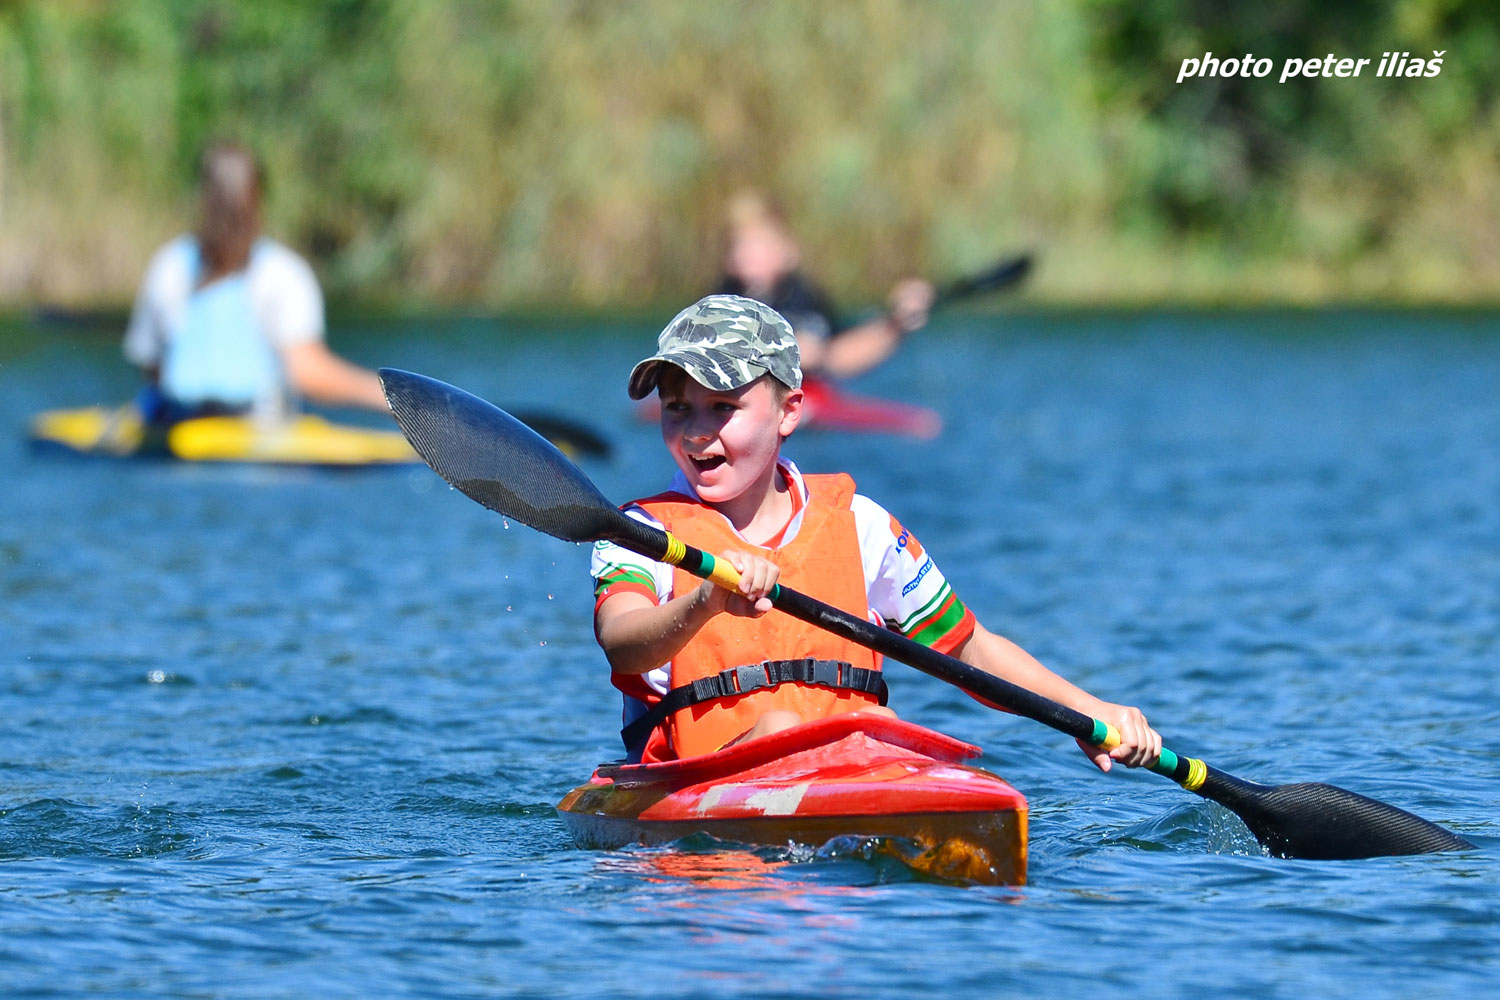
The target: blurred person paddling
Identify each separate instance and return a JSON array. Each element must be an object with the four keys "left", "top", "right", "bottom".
[
  {"left": 714, "top": 191, "right": 935, "bottom": 381},
  {"left": 124, "top": 142, "right": 389, "bottom": 424}
]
